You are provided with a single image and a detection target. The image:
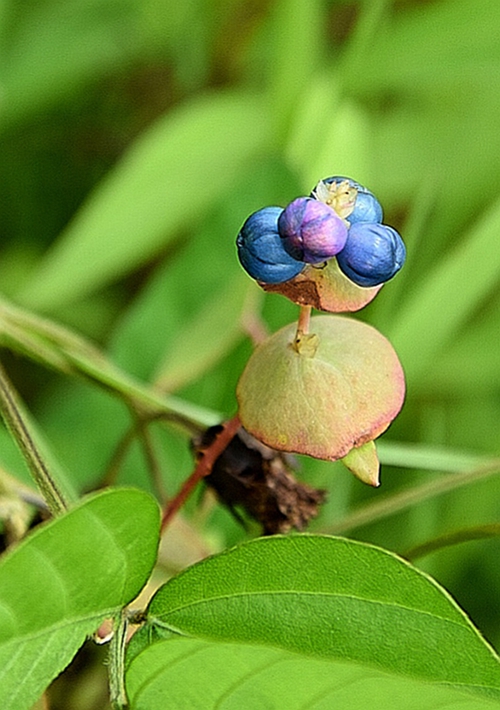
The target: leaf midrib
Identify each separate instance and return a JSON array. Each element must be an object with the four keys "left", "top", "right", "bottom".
[
  {"left": 150, "top": 588, "right": 471, "bottom": 630},
  {"left": 0, "top": 606, "right": 118, "bottom": 647}
]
